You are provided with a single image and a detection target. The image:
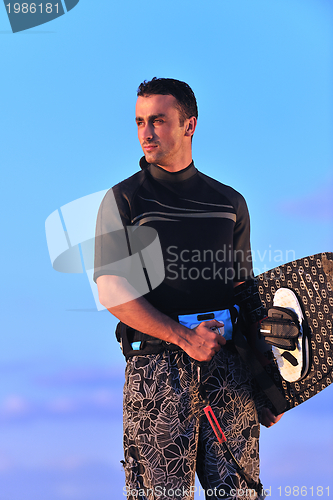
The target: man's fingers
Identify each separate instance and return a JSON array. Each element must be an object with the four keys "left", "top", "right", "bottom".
[
  {"left": 216, "top": 334, "right": 226, "bottom": 345},
  {"left": 205, "top": 320, "right": 226, "bottom": 345},
  {"left": 187, "top": 319, "right": 227, "bottom": 361},
  {"left": 201, "top": 319, "right": 224, "bottom": 329},
  {"left": 260, "top": 408, "right": 284, "bottom": 427}
]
